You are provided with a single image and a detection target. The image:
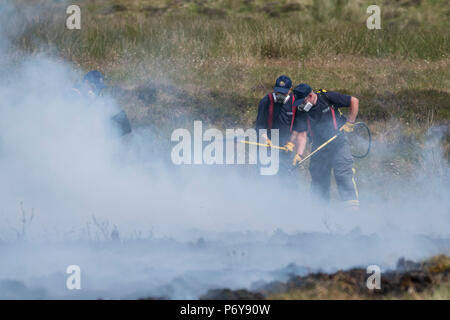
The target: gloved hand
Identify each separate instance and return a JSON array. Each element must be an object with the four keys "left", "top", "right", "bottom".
[
  {"left": 265, "top": 138, "right": 272, "bottom": 146},
  {"left": 292, "top": 154, "right": 303, "bottom": 166},
  {"left": 284, "top": 141, "right": 295, "bottom": 152},
  {"left": 340, "top": 121, "right": 355, "bottom": 133}
]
